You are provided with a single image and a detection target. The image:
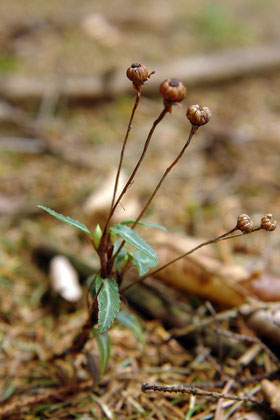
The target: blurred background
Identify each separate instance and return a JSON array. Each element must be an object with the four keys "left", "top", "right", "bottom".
[
  {"left": 1, "top": 0, "right": 280, "bottom": 415},
  {"left": 1, "top": 0, "right": 280, "bottom": 269}
]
